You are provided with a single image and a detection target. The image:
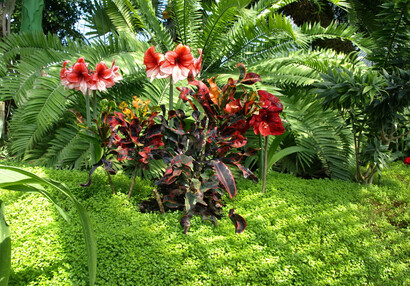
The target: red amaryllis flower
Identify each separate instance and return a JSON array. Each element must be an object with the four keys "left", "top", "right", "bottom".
[
  {"left": 143, "top": 46, "right": 167, "bottom": 81},
  {"left": 404, "top": 157, "right": 410, "bottom": 165},
  {"left": 61, "top": 57, "right": 92, "bottom": 95},
  {"left": 258, "top": 90, "right": 283, "bottom": 112},
  {"left": 89, "top": 60, "right": 122, "bottom": 92},
  {"left": 190, "top": 48, "right": 202, "bottom": 78},
  {"left": 160, "top": 44, "right": 194, "bottom": 84},
  {"left": 249, "top": 107, "right": 285, "bottom": 136}
]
